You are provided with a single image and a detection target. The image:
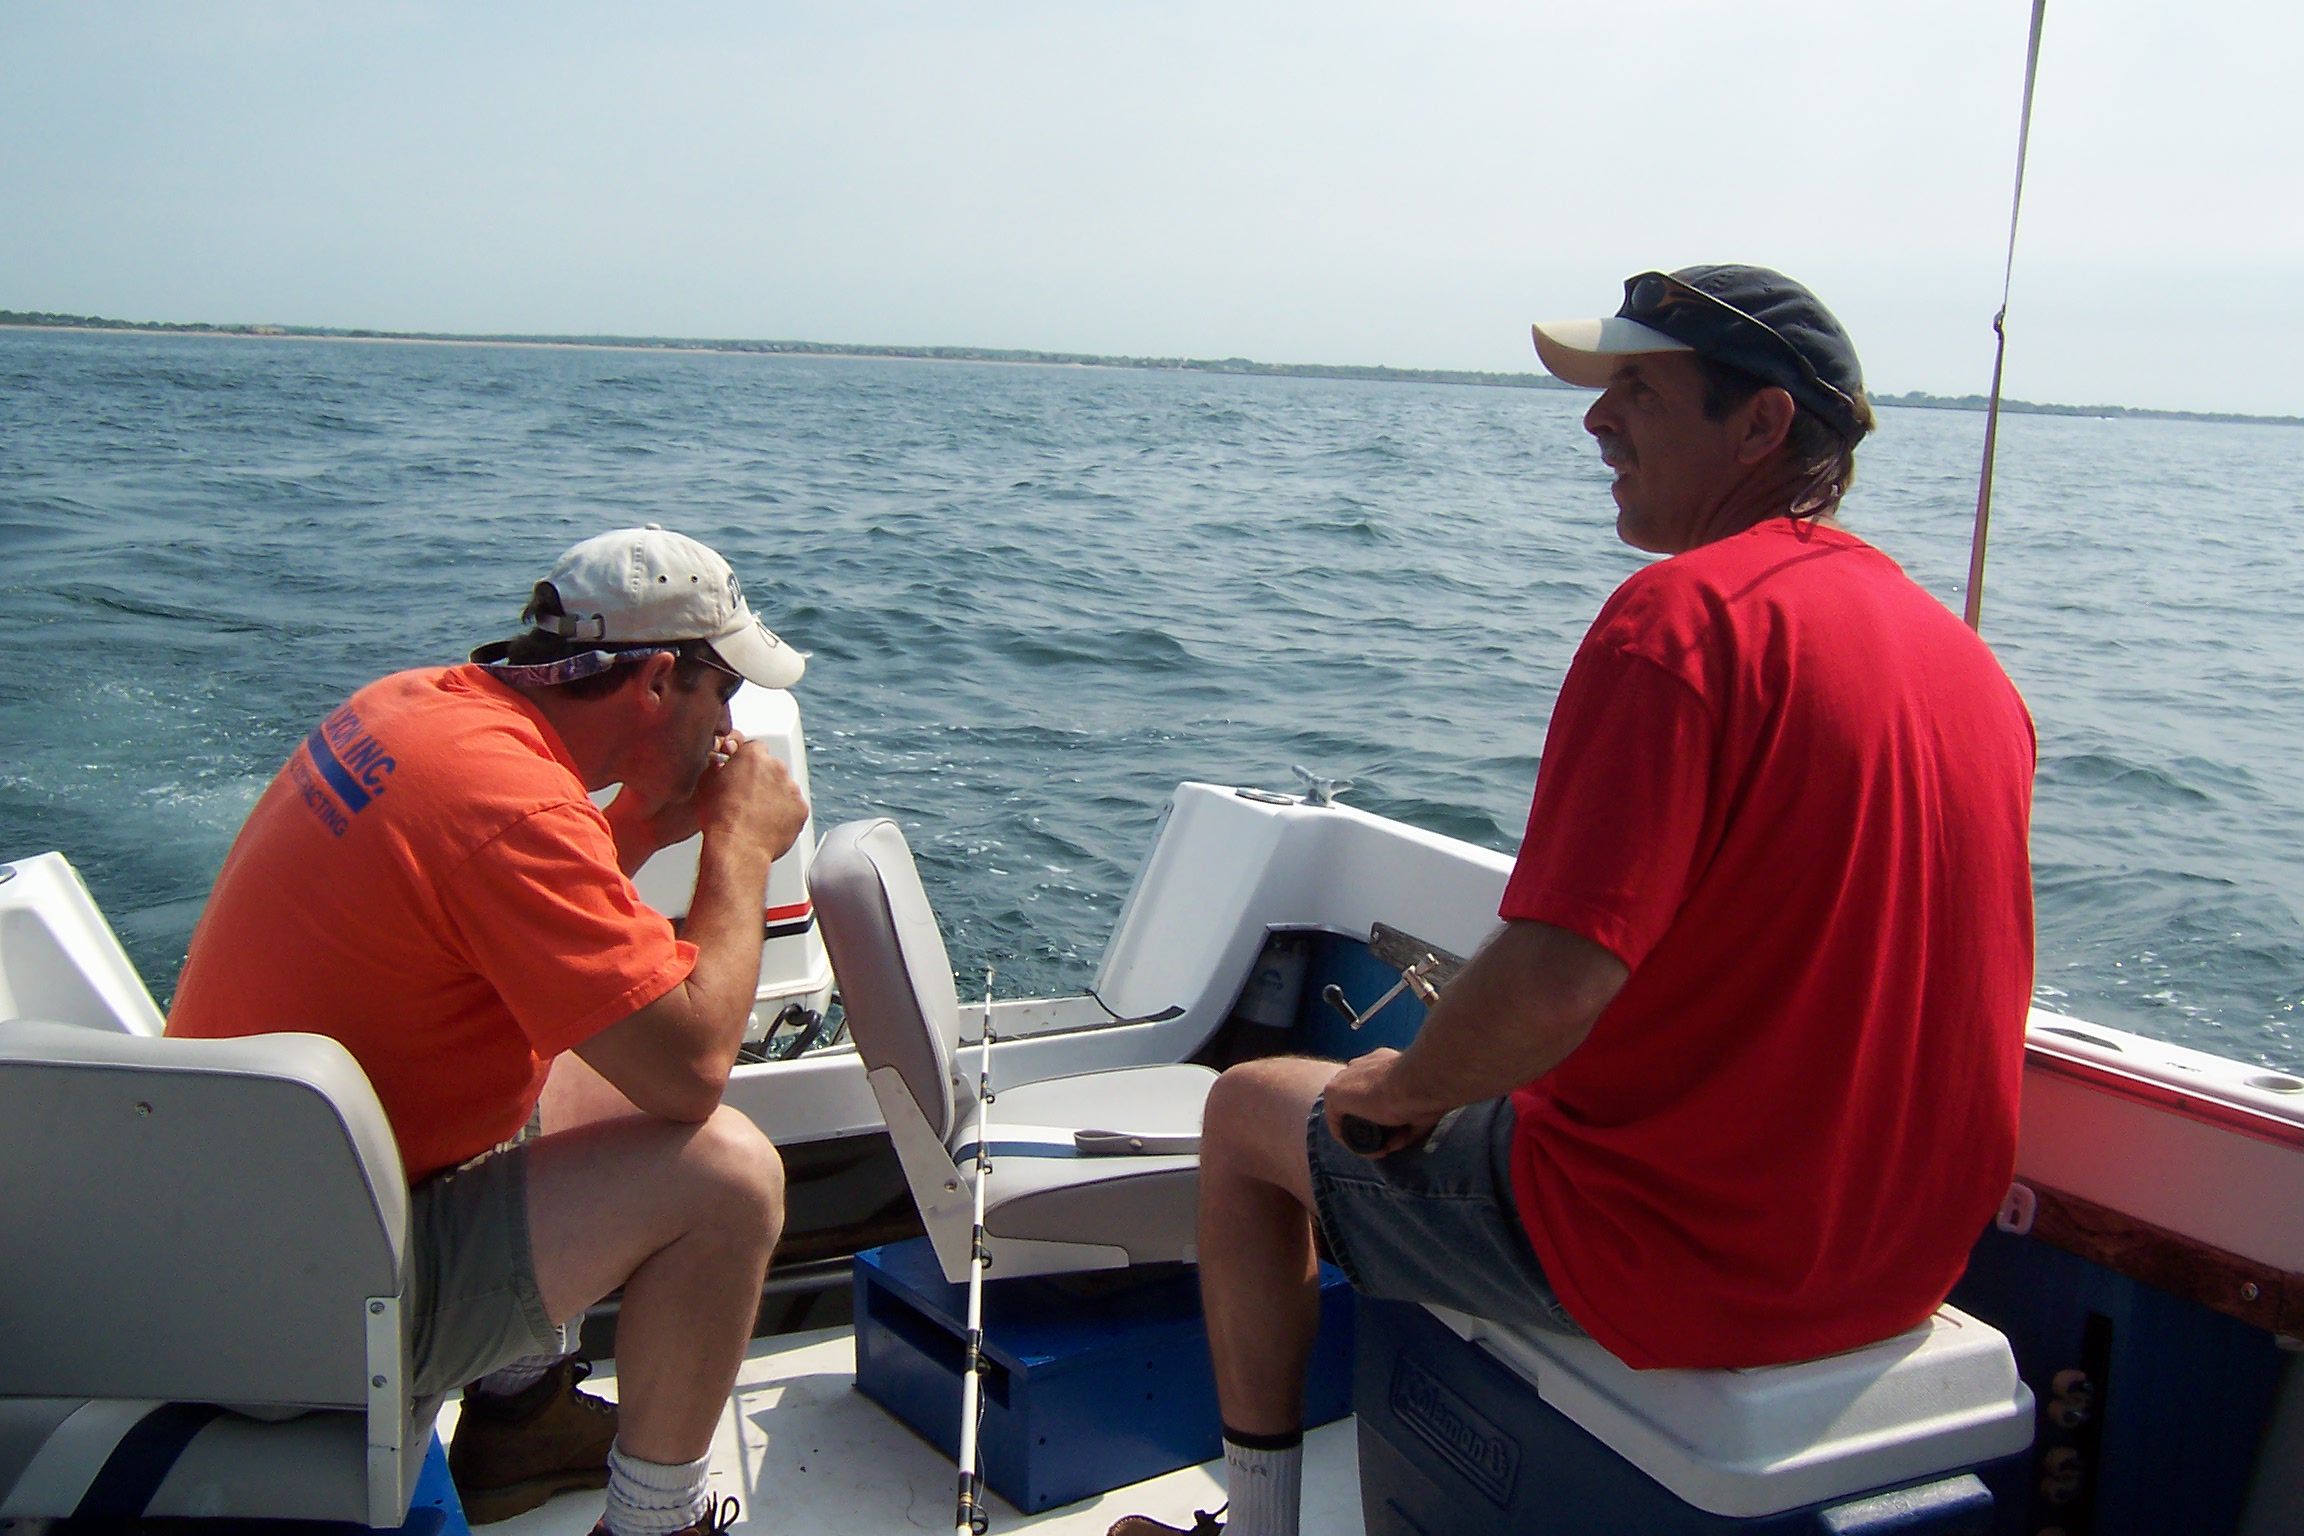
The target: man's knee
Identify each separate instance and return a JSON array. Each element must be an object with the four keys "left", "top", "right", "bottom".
[
  {"left": 1204, "top": 1060, "right": 1278, "bottom": 1148},
  {"left": 1202, "top": 1057, "right": 1334, "bottom": 1180},
  {"left": 689, "top": 1105, "right": 785, "bottom": 1244}
]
